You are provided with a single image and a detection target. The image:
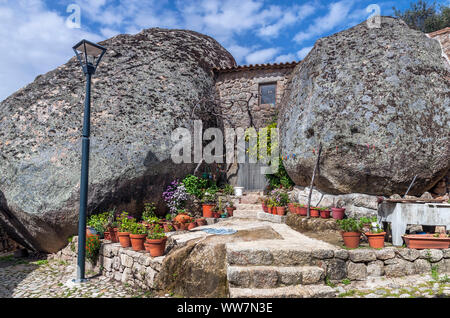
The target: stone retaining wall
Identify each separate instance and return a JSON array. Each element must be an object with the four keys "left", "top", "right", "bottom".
[
  {"left": 51, "top": 236, "right": 165, "bottom": 290},
  {"left": 316, "top": 247, "right": 450, "bottom": 282}
]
